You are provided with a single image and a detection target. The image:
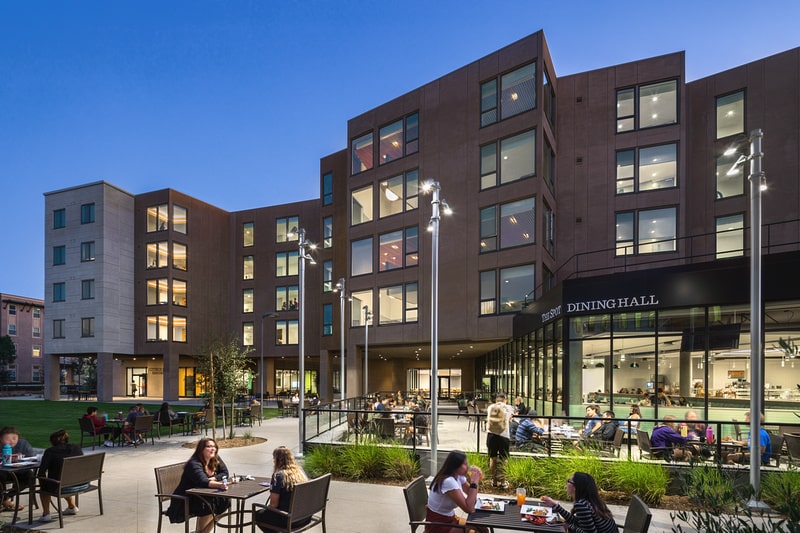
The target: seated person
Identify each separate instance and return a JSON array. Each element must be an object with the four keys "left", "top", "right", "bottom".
[
  {"left": 515, "top": 412, "right": 544, "bottom": 443},
  {"left": 589, "top": 411, "right": 618, "bottom": 442},
  {"left": 37, "top": 429, "right": 86, "bottom": 522},
  {"left": 726, "top": 412, "right": 772, "bottom": 465},
  {"left": 582, "top": 405, "right": 601, "bottom": 437},
  {"left": 620, "top": 405, "right": 641, "bottom": 435},
  {"left": 426, "top": 451, "right": 483, "bottom": 533},
  {"left": 83, "top": 406, "right": 118, "bottom": 447},
  {"left": 651, "top": 415, "right": 693, "bottom": 461},
  {"left": 680, "top": 410, "right": 705, "bottom": 439},
  {"left": 122, "top": 404, "right": 147, "bottom": 445},
  {"left": 1, "top": 426, "right": 35, "bottom": 511},
  {"left": 254, "top": 447, "right": 309, "bottom": 531}
]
